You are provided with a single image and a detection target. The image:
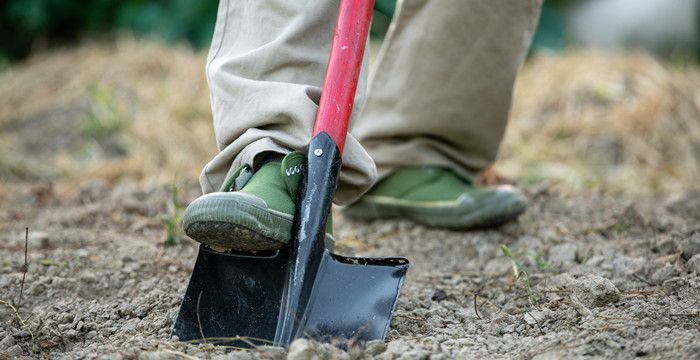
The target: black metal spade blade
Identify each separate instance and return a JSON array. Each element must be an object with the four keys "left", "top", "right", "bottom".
[{"left": 172, "top": 246, "right": 408, "bottom": 347}]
